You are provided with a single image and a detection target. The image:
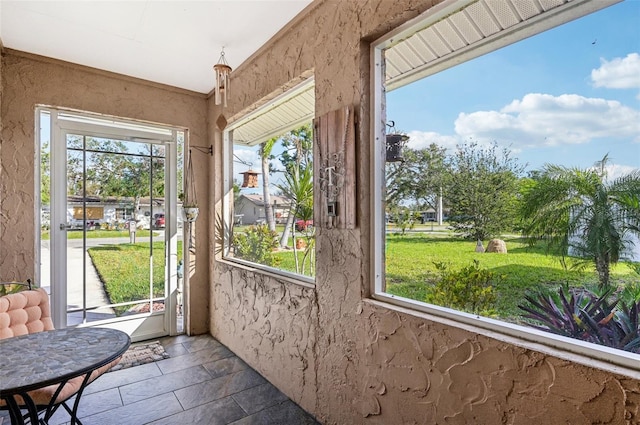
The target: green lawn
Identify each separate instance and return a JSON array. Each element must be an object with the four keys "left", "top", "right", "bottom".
[
  {"left": 384, "top": 233, "right": 637, "bottom": 320},
  {"left": 273, "top": 246, "right": 315, "bottom": 277},
  {"left": 239, "top": 231, "right": 639, "bottom": 320},
  {"left": 88, "top": 241, "right": 182, "bottom": 315},
  {"left": 87, "top": 230, "right": 638, "bottom": 322}
]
